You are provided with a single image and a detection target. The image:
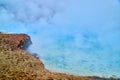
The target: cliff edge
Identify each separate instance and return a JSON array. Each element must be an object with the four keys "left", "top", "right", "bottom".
[{"left": 0, "top": 33, "right": 117, "bottom": 80}]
